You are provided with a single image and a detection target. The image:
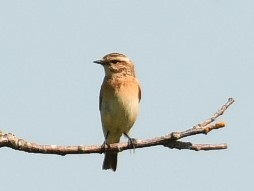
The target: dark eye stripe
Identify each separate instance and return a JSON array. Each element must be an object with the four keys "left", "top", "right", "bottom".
[{"left": 111, "top": 60, "right": 118, "bottom": 64}]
